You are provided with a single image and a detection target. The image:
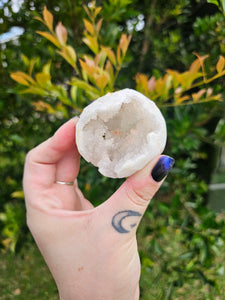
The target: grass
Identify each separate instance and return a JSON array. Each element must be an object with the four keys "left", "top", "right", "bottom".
[{"left": 0, "top": 236, "right": 58, "bottom": 300}]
